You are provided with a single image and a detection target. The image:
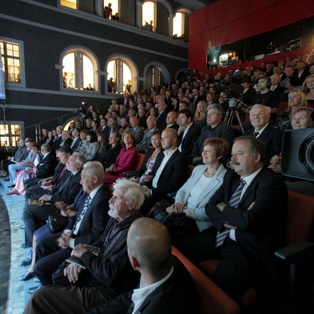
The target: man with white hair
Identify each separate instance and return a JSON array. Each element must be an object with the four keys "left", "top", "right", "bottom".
[
  {"left": 25, "top": 178, "right": 145, "bottom": 314},
  {"left": 244, "top": 104, "right": 282, "bottom": 164}
]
